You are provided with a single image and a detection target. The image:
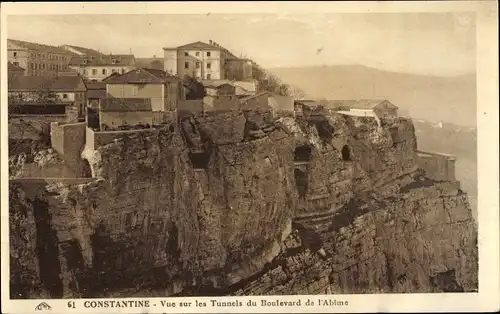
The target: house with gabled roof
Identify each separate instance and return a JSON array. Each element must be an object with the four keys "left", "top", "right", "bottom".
[
  {"left": 103, "top": 68, "right": 184, "bottom": 112},
  {"left": 98, "top": 98, "right": 153, "bottom": 131},
  {"left": 69, "top": 54, "right": 136, "bottom": 81},
  {"left": 163, "top": 40, "right": 246, "bottom": 80},
  {"left": 8, "top": 75, "right": 87, "bottom": 122},
  {"left": 8, "top": 39, "right": 75, "bottom": 76}
]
